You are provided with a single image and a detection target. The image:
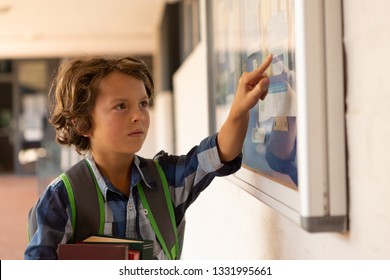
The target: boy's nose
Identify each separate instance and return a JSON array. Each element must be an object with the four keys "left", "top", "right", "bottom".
[{"left": 130, "top": 109, "right": 143, "bottom": 123}]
